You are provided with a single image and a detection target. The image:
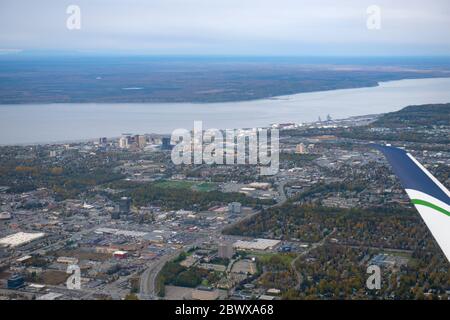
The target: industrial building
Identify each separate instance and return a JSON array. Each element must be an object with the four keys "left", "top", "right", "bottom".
[
  {"left": 36, "top": 292, "right": 64, "bottom": 300},
  {"left": 0, "top": 211, "right": 11, "bottom": 220},
  {"left": 233, "top": 239, "right": 281, "bottom": 251},
  {"left": 113, "top": 250, "right": 128, "bottom": 259},
  {"left": 56, "top": 257, "right": 79, "bottom": 264},
  {"left": 0, "top": 232, "right": 45, "bottom": 248}
]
